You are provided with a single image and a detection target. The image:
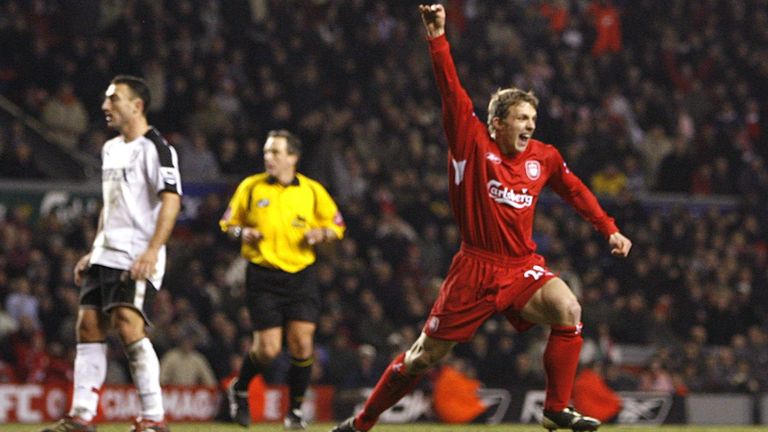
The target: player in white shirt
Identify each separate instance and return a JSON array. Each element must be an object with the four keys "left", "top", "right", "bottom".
[{"left": 41, "top": 75, "right": 182, "bottom": 432}]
